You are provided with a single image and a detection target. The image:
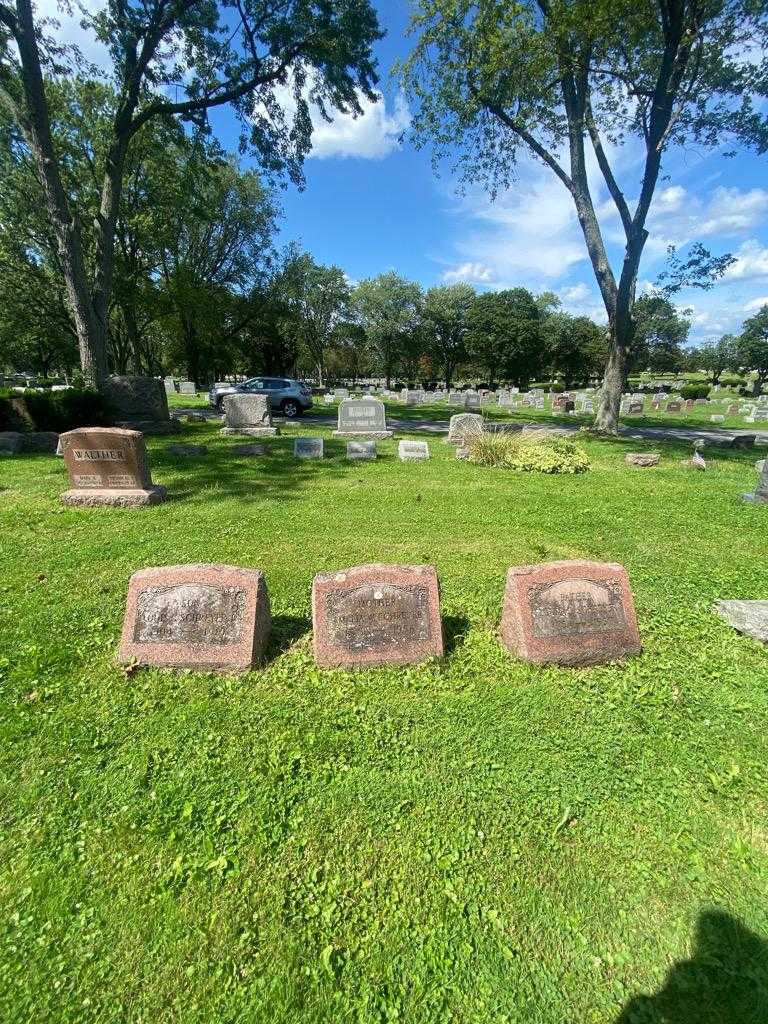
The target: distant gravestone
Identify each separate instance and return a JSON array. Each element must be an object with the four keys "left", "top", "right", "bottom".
[
  {"left": 398, "top": 440, "right": 430, "bottom": 461},
  {"left": 103, "top": 375, "right": 177, "bottom": 435},
  {"left": 465, "top": 392, "right": 481, "bottom": 410},
  {"left": 221, "top": 393, "right": 279, "bottom": 437},
  {"left": 446, "top": 412, "right": 484, "bottom": 445},
  {"left": 346, "top": 441, "right": 377, "bottom": 460},
  {"left": 163, "top": 378, "right": 176, "bottom": 394},
  {"left": 334, "top": 388, "right": 350, "bottom": 399},
  {"left": 324, "top": 393, "right": 335, "bottom": 405},
  {"left": 710, "top": 414, "right": 725, "bottom": 423},
  {"left": 583, "top": 400, "right": 595, "bottom": 414},
  {"left": 59, "top": 427, "right": 166, "bottom": 507},
  {"left": 666, "top": 401, "right": 682, "bottom": 413},
  {"left": 294, "top": 437, "right": 323, "bottom": 459},
  {"left": 627, "top": 402, "right": 644, "bottom": 415},
  {"left": 166, "top": 443, "right": 207, "bottom": 456},
  {"left": 755, "top": 409, "right": 768, "bottom": 422},
  {"left": 178, "top": 381, "right": 196, "bottom": 396},
  {"left": 448, "top": 391, "right": 466, "bottom": 406},
  {"left": 694, "top": 398, "right": 708, "bottom": 406},
  {"left": 311, "top": 563, "right": 444, "bottom": 668},
  {"left": 404, "top": 390, "right": 422, "bottom": 406},
  {"left": 333, "top": 397, "right": 393, "bottom": 439},
  {"left": 742, "top": 459, "right": 768, "bottom": 504},
  {"left": 500, "top": 560, "right": 642, "bottom": 666},
  {"left": 626, "top": 453, "right": 660, "bottom": 467},
  {"left": 118, "top": 564, "right": 271, "bottom": 672}
]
